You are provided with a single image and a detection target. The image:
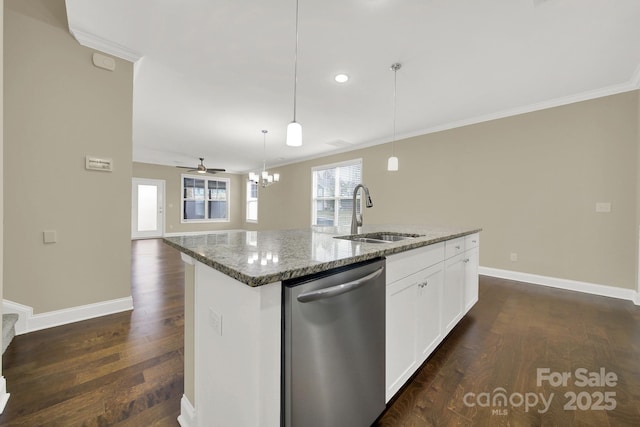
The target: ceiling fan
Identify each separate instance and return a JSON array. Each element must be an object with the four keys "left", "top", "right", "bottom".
[{"left": 176, "top": 157, "right": 225, "bottom": 175}]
